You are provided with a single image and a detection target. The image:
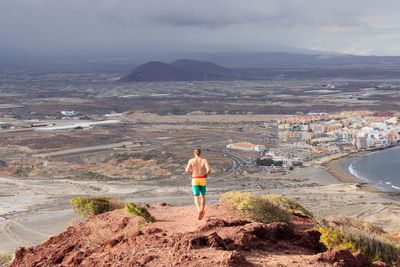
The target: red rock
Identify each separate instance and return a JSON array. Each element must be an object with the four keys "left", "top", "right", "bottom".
[
  {"left": 116, "top": 216, "right": 130, "bottom": 231},
  {"left": 145, "top": 227, "right": 164, "bottom": 235},
  {"left": 266, "top": 222, "right": 295, "bottom": 240},
  {"left": 225, "top": 251, "right": 252, "bottom": 267},
  {"left": 206, "top": 232, "right": 228, "bottom": 249},
  {"left": 198, "top": 218, "right": 227, "bottom": 231},
  {"left": 233, "top": 231, "right": 259, "bottom": 249},
  {"left": 296, "top": 229, "right": 326, "bottom": 253},
  {"left": 317, "top": 249, "right": 373, "bottom": 267}
]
